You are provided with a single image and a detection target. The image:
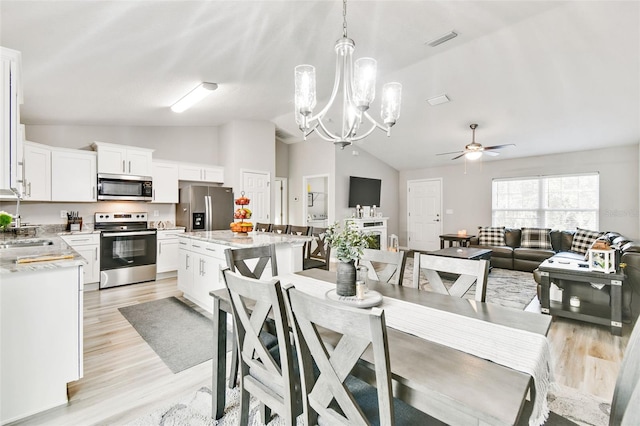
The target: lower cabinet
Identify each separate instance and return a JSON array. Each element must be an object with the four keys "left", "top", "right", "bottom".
[
  {"left": 60, "top": 233, "right": 100, "bottom": 285},
  {"left": 177, "top": 236, "right": 226, "bottom": 312},
  {"left": 157, "top": 229, "right": 185, "bottom": 274}
]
